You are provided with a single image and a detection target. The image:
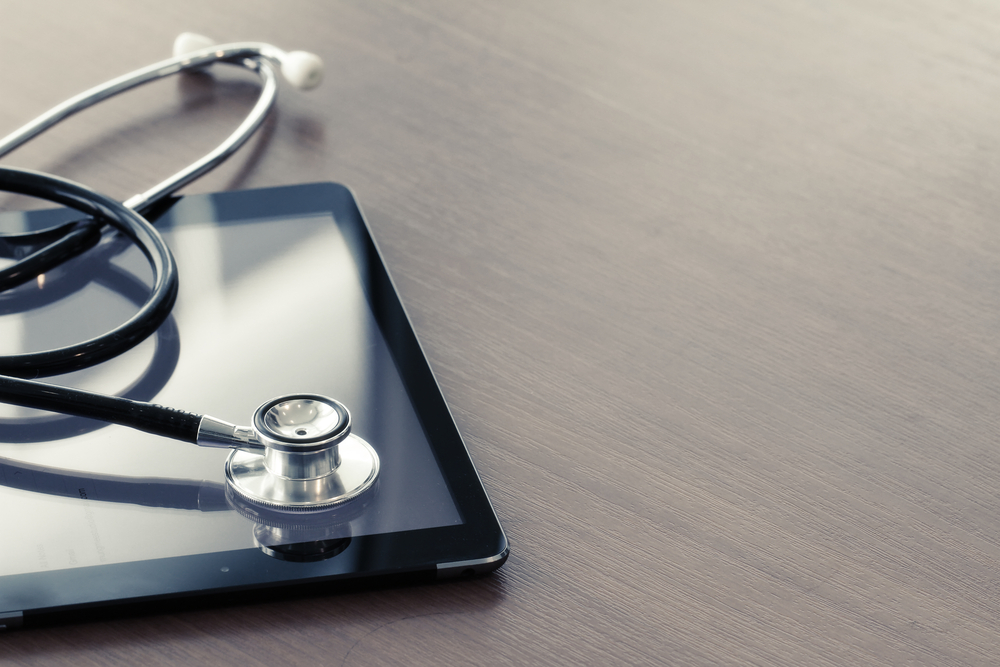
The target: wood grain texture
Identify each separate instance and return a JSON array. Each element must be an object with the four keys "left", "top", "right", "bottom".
[{"left": 3, "top": 0, "right": 1000, "bottom": 664}]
